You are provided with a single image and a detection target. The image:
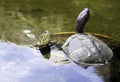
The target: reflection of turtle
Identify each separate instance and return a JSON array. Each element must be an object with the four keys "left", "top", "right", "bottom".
[
  {"left": 62, "top": 8, "right": 113, "bottom": 67},
  {"left": 34, "top": 8, "right": 120, "bottom": 68}
]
